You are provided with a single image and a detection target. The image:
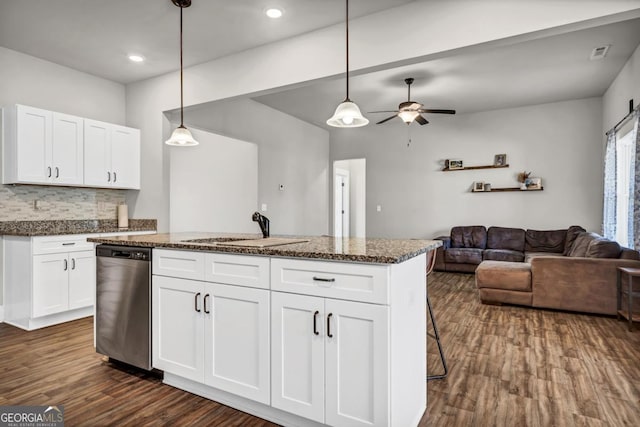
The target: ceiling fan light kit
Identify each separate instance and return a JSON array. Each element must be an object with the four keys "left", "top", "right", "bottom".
[
  {"left": 327, "top": 0, "right": 369, "bottom": 128},
  {"left": 166, "top": 0, "right": 199, "bottom": 146}
]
